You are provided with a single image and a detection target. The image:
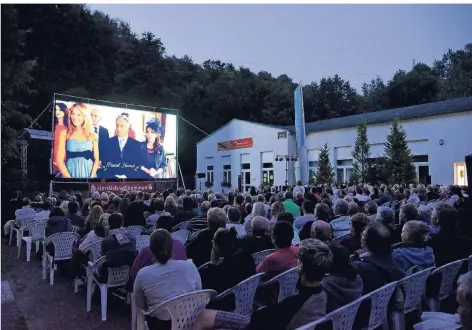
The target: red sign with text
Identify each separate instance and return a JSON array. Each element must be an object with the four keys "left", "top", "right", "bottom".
[
  {"left": 88, "top": 182, "right": 156, "bottom": 194},
  {"left": 217, "top": 137, "right": 253, "bottom": 151}
]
